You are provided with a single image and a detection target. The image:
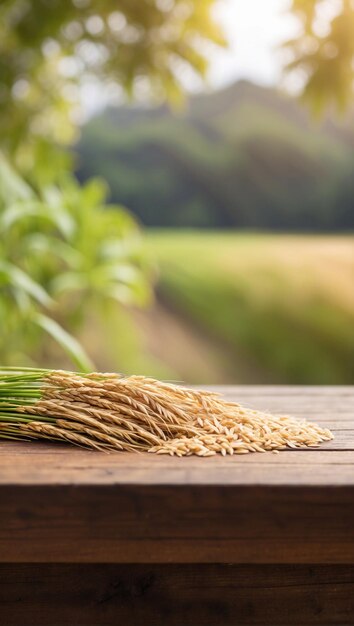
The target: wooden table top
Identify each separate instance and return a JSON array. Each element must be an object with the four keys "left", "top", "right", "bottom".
[
  {"left": 1, "top": 386, "right": 353, "bottom": 564},
  {"left": 0, "top": 386, "right": 352, "bottom": 486}
]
